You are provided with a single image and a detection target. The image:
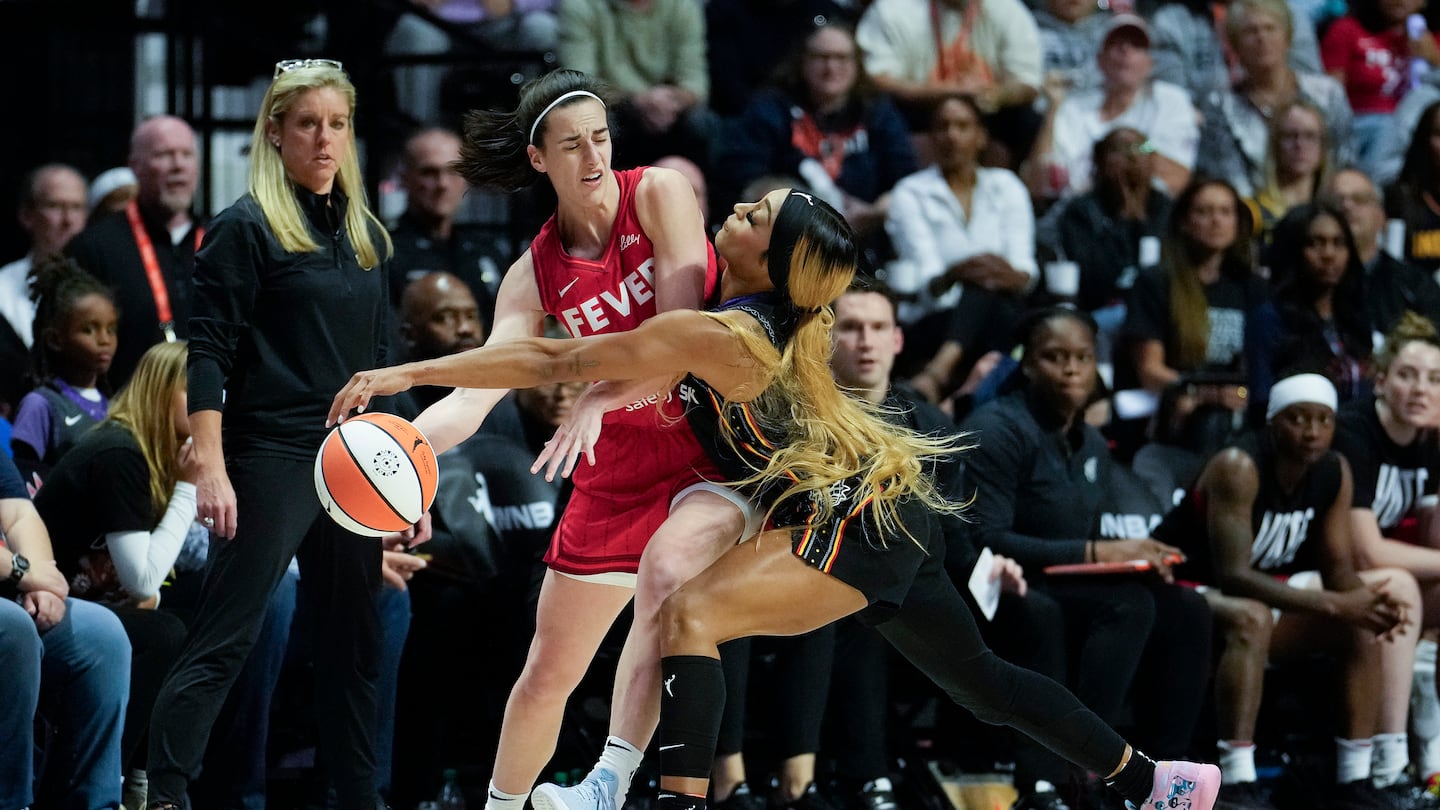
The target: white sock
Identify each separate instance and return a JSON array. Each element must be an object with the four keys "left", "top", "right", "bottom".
[
  {"left": 487, "top": 780, "right": 529, "bottom": 810},
  {"left": 590, "top": 735, "right": 645, "bottom": 804},
  {"left": 1422, "top": 734, "right": 1440, "bottom": 779},
  {"left": 1217, "top": 740, "right": 1257, "bottom": 784},
  {"left": 1416, "top": 640, "right": 1440, "bottom": 746},
  {"left": 1336, "top": 737, "right": 1374, "bottom": 785},
  {"left": 1373, "top": 732, "right": 1411, "bottom": 787}
]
